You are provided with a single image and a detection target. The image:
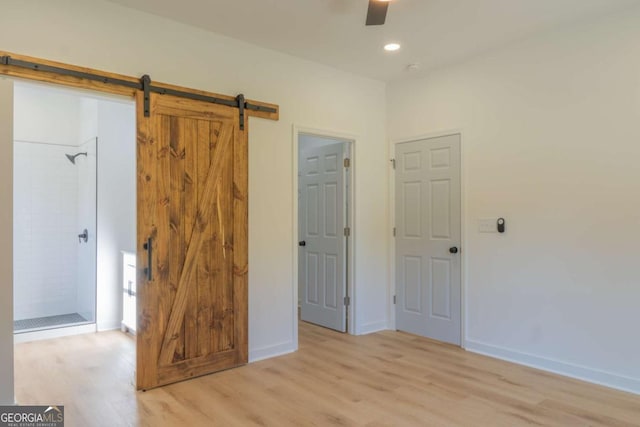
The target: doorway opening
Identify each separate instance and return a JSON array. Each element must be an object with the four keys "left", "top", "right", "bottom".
[
  {"left": 11, "top": 80, "right": 136, "bottom": 342},
  {"left": 296, "top": 132, "right": 354, "bottom": 334}
]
